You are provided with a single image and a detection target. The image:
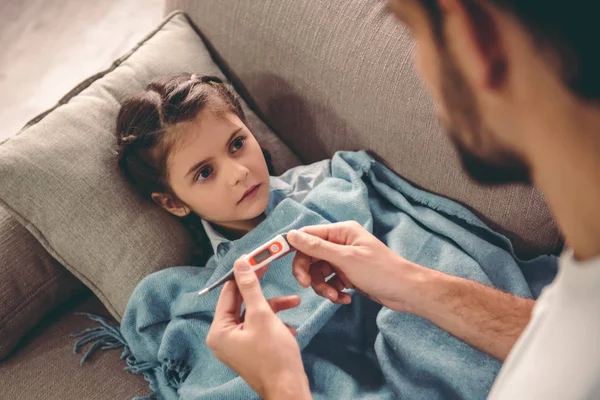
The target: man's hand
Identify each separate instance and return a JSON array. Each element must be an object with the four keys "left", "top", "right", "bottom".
[
  {"left": 206, "top": 259, "right": 311, "bottom": 399},
  {"left": 287, "top": 221, "right": 423, "bottom": 312},
  {"left": 287, "top": 221, "right": 534, "bottom": 361}
]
